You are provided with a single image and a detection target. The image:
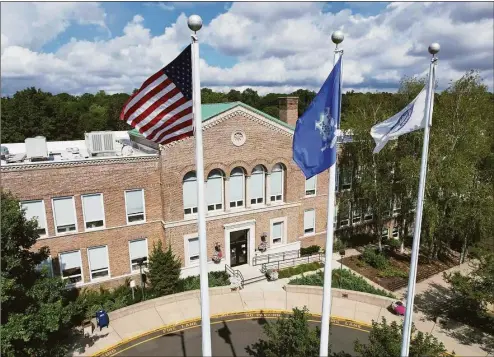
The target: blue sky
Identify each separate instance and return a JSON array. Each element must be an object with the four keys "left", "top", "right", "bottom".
[{"left": 1, "top": 2, "right": 492, "bottom": 96}]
